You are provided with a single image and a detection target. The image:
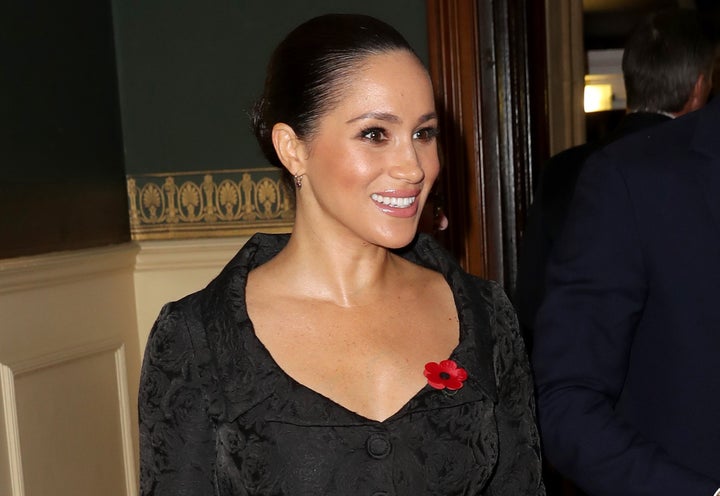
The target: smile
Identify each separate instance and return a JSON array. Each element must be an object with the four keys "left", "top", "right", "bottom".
[{"left": 371, "top": 194, "right": 417, "bottom": 208}]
